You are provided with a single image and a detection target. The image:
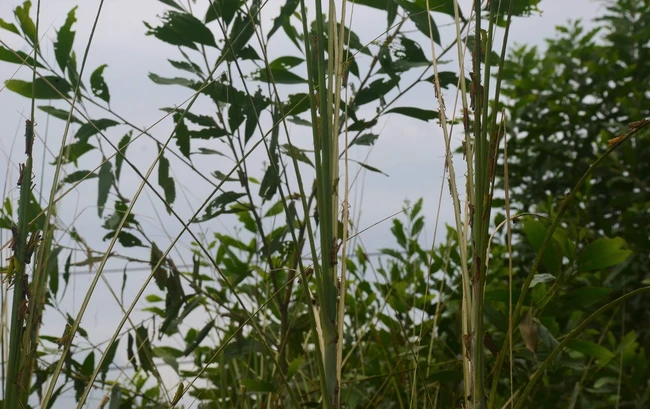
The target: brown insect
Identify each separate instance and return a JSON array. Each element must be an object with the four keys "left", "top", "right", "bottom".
[
  {"left": 628, "top": 119, "right": 649, "bottom": 130},
  {"left": 607, "top": 134, "right": 624, "bottom": 147},
  {"left": 297, "top": 266, "right": 313, "bottom": 284},
  {"left": 330, "top": 237, "right": 341, "bottom": 267},
  {"left": 56, "top": 323, "right": 74, "bottom": 349},
  {"left": 468, "top": 203, "right": 475, "bottom": 227},
  {"left": 463, "top": 333, "right": 472, "bottom": 361}
]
